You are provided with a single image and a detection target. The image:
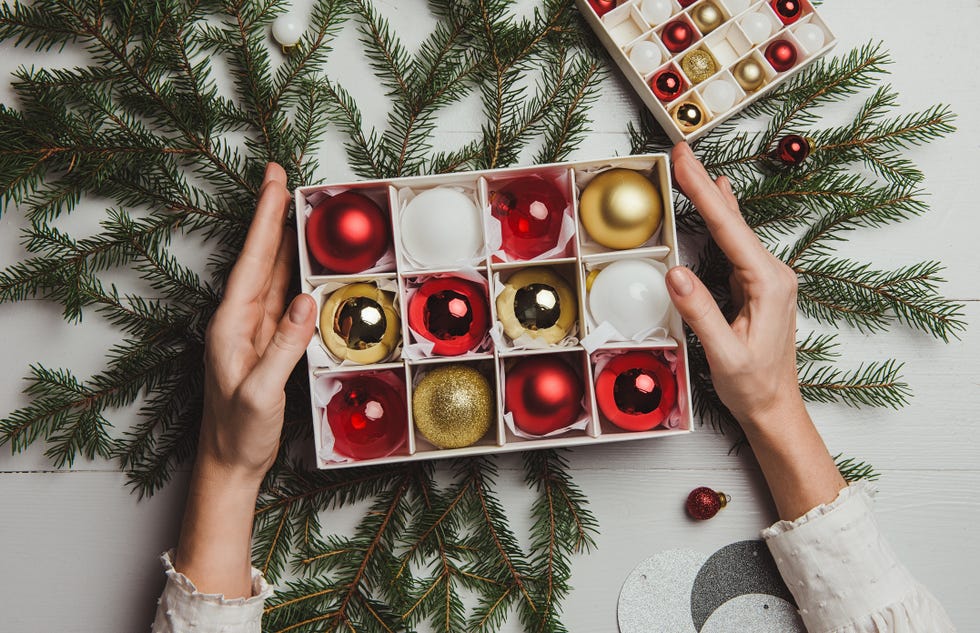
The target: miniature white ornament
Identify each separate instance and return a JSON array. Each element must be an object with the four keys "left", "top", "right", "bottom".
[
  {"left": 400, "top": 188, "right": 484, "bottom": 269},
  {"left": 739, "top": 12, "right": 773, "bottom": 44},
  {"left": 629, "top": 41, "right": 664, "bottom": 74},
  {"left": 588, "top": 259, "right": 670, "bottom": 338},
  {"left": 702, "top": 79, "right": 737, "bottom": 113},
  {"left": 794, "top": 23, "right": 826, "bottom": 55},
  {"left": 272, "top": 14, "right": 304, "bottom": 48},
  {"left": 721, "top": 0, "right": 751, "bottom": 15},
  {"left": 640, "top": 0, "right": 673, "bottom": 25}
]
